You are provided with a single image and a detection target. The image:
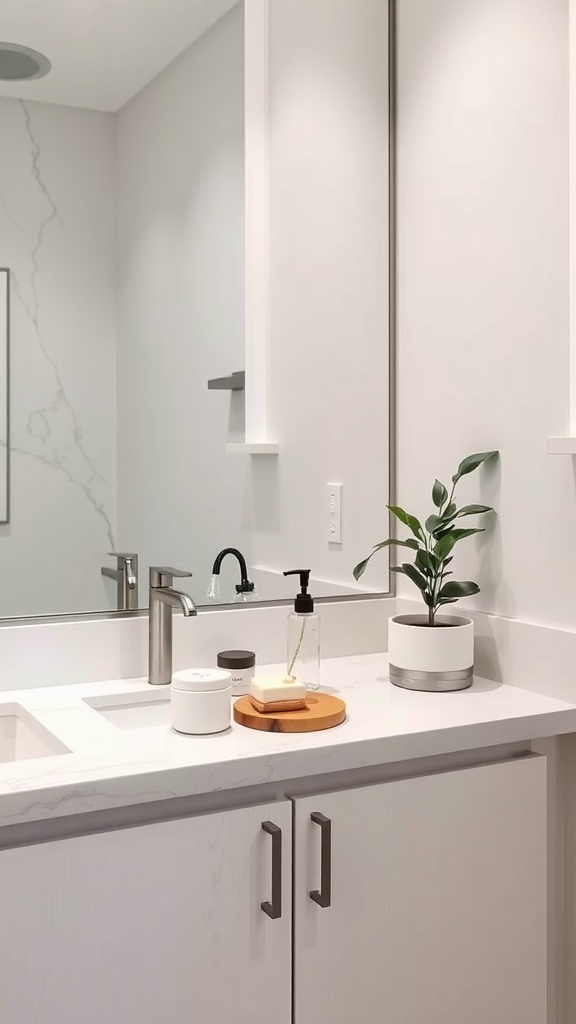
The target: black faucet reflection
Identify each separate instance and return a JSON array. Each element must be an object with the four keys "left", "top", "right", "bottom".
[{"left": 207, "top": 548, "right": 260, "bottom": 603}]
